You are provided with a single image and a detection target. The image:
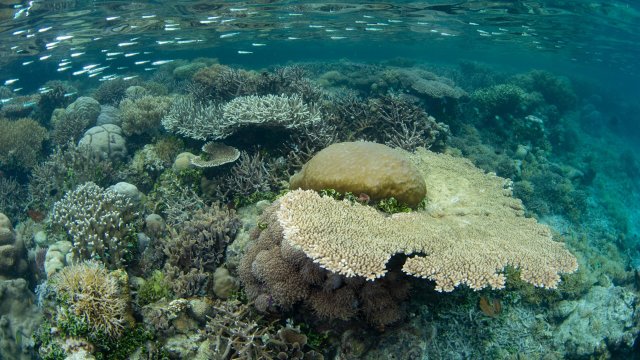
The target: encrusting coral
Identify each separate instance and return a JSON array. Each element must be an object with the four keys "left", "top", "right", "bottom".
[{"left": 278, "top": 147, "right": 578, "bottom": 291}]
